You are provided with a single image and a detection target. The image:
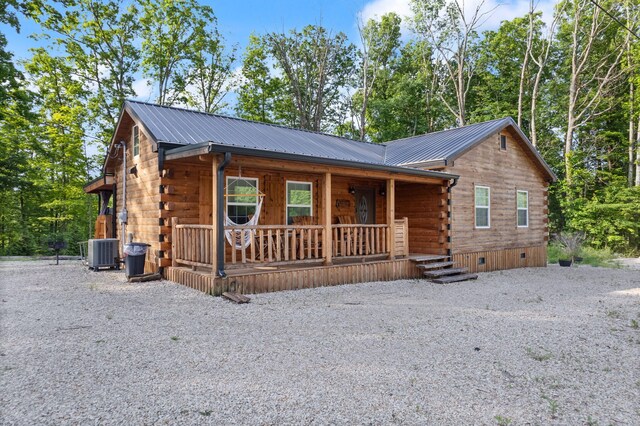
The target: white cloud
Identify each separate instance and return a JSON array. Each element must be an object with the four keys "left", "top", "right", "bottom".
[
  {"left": 358, "top": 0, "right": 558, "bottom": 34},
  {"left": 360, "top": 0, "right": 413, "bottom": 23}
]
